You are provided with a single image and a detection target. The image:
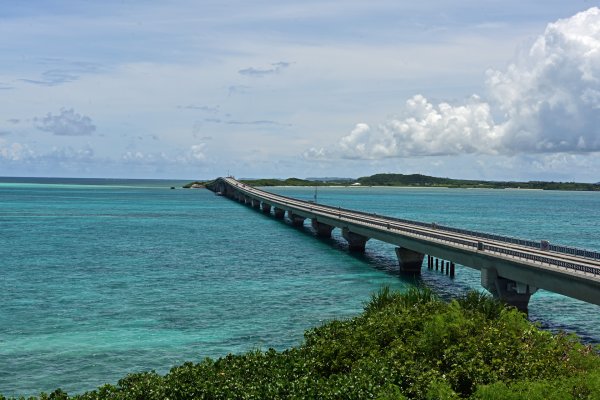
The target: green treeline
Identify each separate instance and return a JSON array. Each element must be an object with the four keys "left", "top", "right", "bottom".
[
  {"left": 8, "top": 288, "right": 600, "bottom": 399},
  {"left": 357, "top": 173, "right": 488, "bottom": 187},
  {"left": 355, "top": 173, "right": 600, "bottom": 190},
  {"left": 181, "top": 181, "right": 206, "bottom": 188},
  {"left": 192, "top": 173, "right": 600, "bottom": 190}
]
